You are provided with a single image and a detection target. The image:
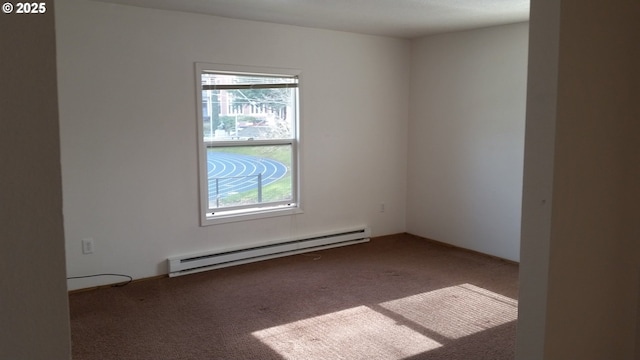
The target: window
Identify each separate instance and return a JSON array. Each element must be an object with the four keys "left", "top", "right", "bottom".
[{"left": 196, "top": 63, "right": 301, "bottom": 225}]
